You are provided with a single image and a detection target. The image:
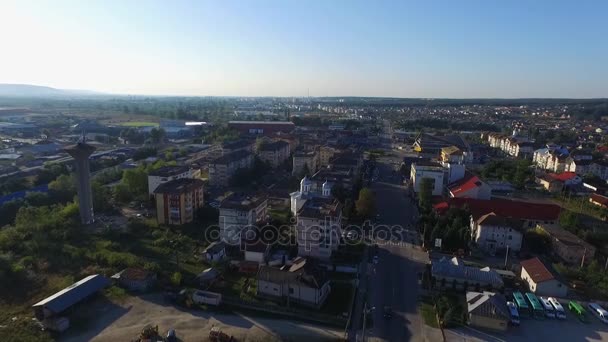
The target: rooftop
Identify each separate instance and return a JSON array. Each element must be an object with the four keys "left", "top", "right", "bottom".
[
  {"left": 435, "top": 198, "right": 561, "bottom": 222},
  {"left": 211, "top": 149, "right": 252, "bottom": 164},
  {"left": 432, "top": 257, "right": 504, "bottom": 288},
  {"left": 148, "top": 165, "right": 190, "bottom": 177},
  {"left": 448, "top": 173, "right": 485, "bottom": 196},
  {"left": 220, "top": 192, "right": 267, "bottom": 210},
  {"left": 259, "top": 140, "right": 289, "bottom": 152},
  {"left": 153, "top": 178, "right": 204, "bottom": 194},
  {"left": 33, "top": 274, "right": 110, "bottom": 314},
  {"left": 520, "top": 257, "right": 555, "bottom": 284}
]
